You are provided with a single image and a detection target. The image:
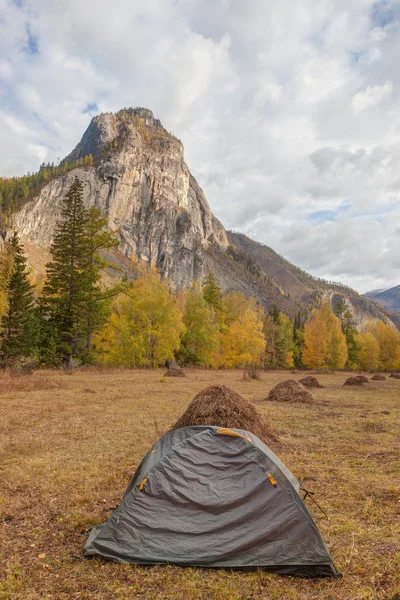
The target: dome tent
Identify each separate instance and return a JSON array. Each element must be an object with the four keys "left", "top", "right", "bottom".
[{"left": 84, "top": 426, "right": 339, "bottom": 577}]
